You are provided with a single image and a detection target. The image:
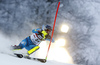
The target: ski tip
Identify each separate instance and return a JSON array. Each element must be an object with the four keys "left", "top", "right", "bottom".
[
  {"left": 42, "top": 59, "right": 47, "bottom": 63},
  {"left": 14, "top": 53, "right": 23, "bottom": 58},
  {"left": 33, "top": 58, "right": 47, "bottom": 63}
]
